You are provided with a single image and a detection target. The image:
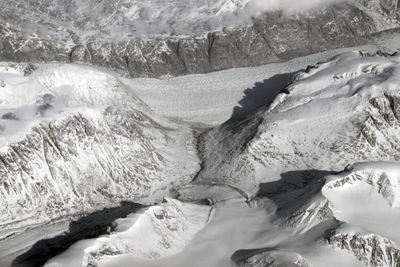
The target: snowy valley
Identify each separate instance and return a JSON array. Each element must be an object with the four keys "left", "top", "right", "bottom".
[{"left": 2, "top": 1, "right": 400, "bottom": 267}]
